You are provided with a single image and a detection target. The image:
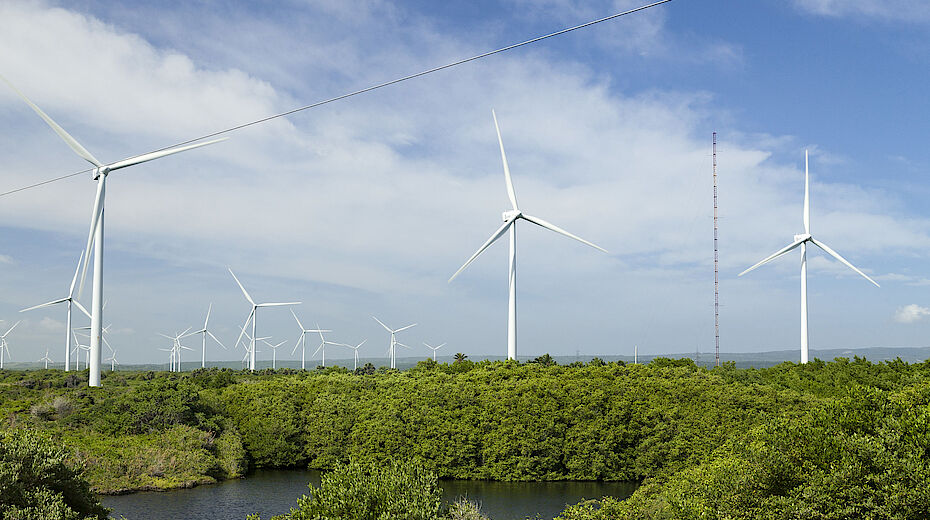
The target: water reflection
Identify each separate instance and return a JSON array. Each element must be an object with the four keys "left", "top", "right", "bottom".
[{"left": 102, "top": 469, "right": 636, "bottom": 520}]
